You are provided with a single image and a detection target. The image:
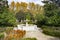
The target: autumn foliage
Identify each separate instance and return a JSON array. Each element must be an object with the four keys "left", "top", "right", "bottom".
[
  {"left": 5, "top": 30, "right": 26, "bottom": 40},
  {"left": 10, "top": 1, "right": 44, "bottom": 14}
]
